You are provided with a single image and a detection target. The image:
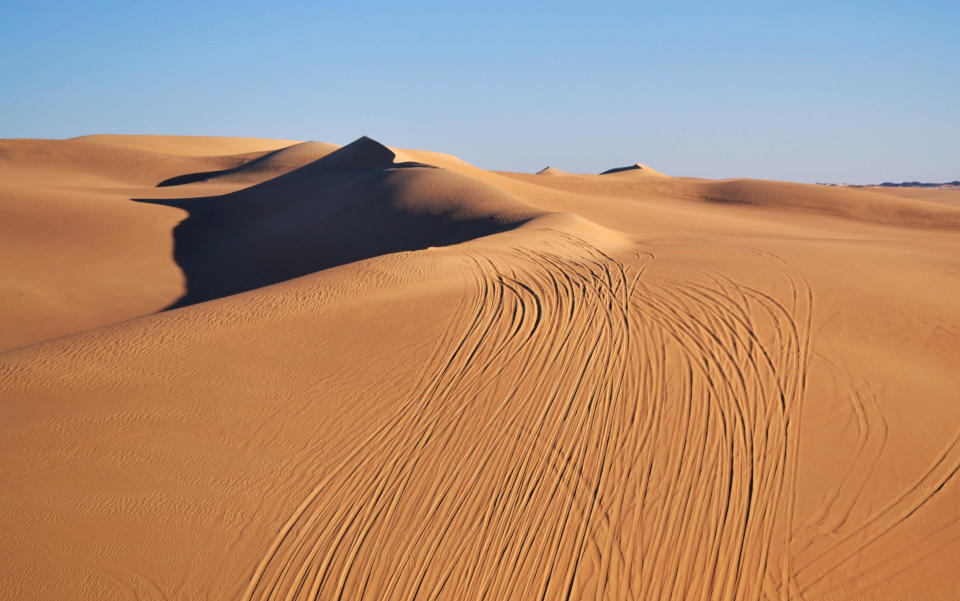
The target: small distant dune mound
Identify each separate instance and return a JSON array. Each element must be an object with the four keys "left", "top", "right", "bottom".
[
  {"left": 600, "top": 162, "right": 668, "bottom": 177},
  {"left": 157, "top": 141, "right": 341, "bottom": 186},
  {"left": 536, "top": 166, "right": 566, "bottom": 176},
  {"left": 138, "top": 136, "right": 540, "bottom": 307}
]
